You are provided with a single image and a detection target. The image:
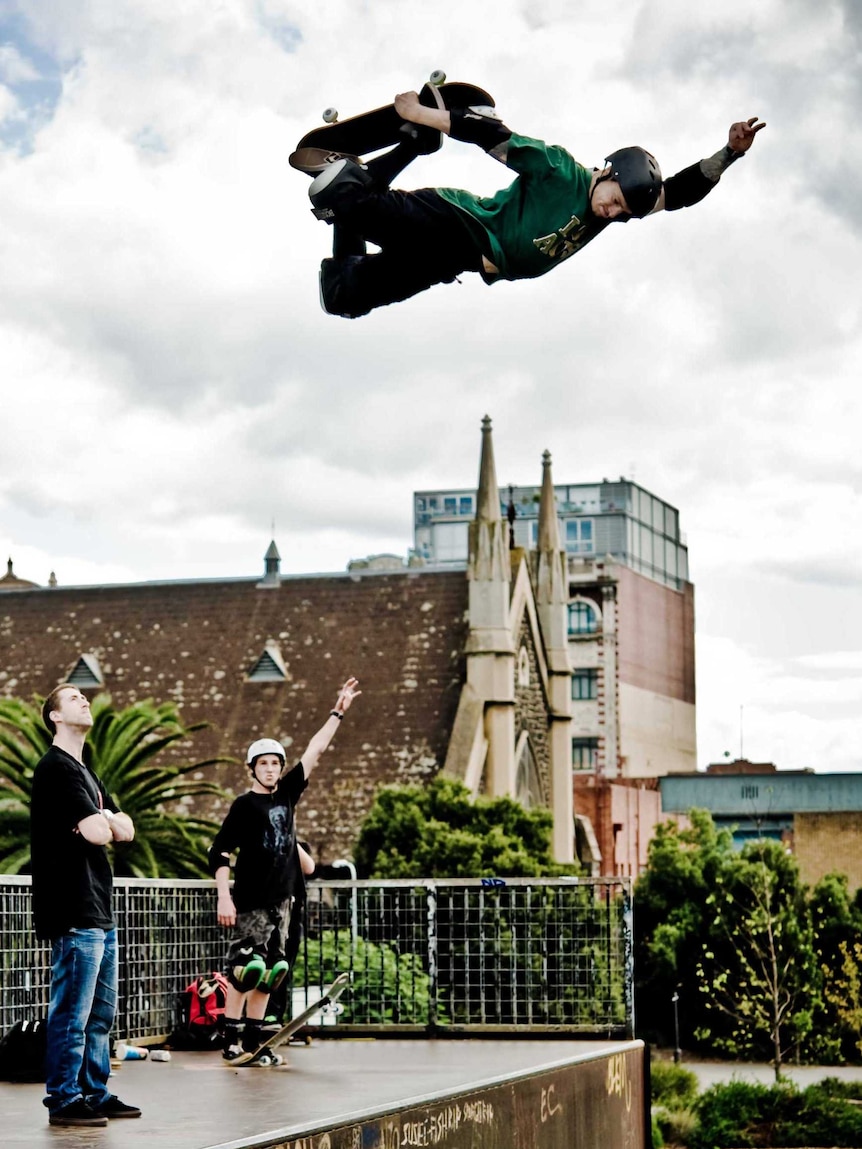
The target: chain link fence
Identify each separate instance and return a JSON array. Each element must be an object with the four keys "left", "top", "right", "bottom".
[{"left": 0, "top": 876, "right": 633, "bottom": 1040}]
